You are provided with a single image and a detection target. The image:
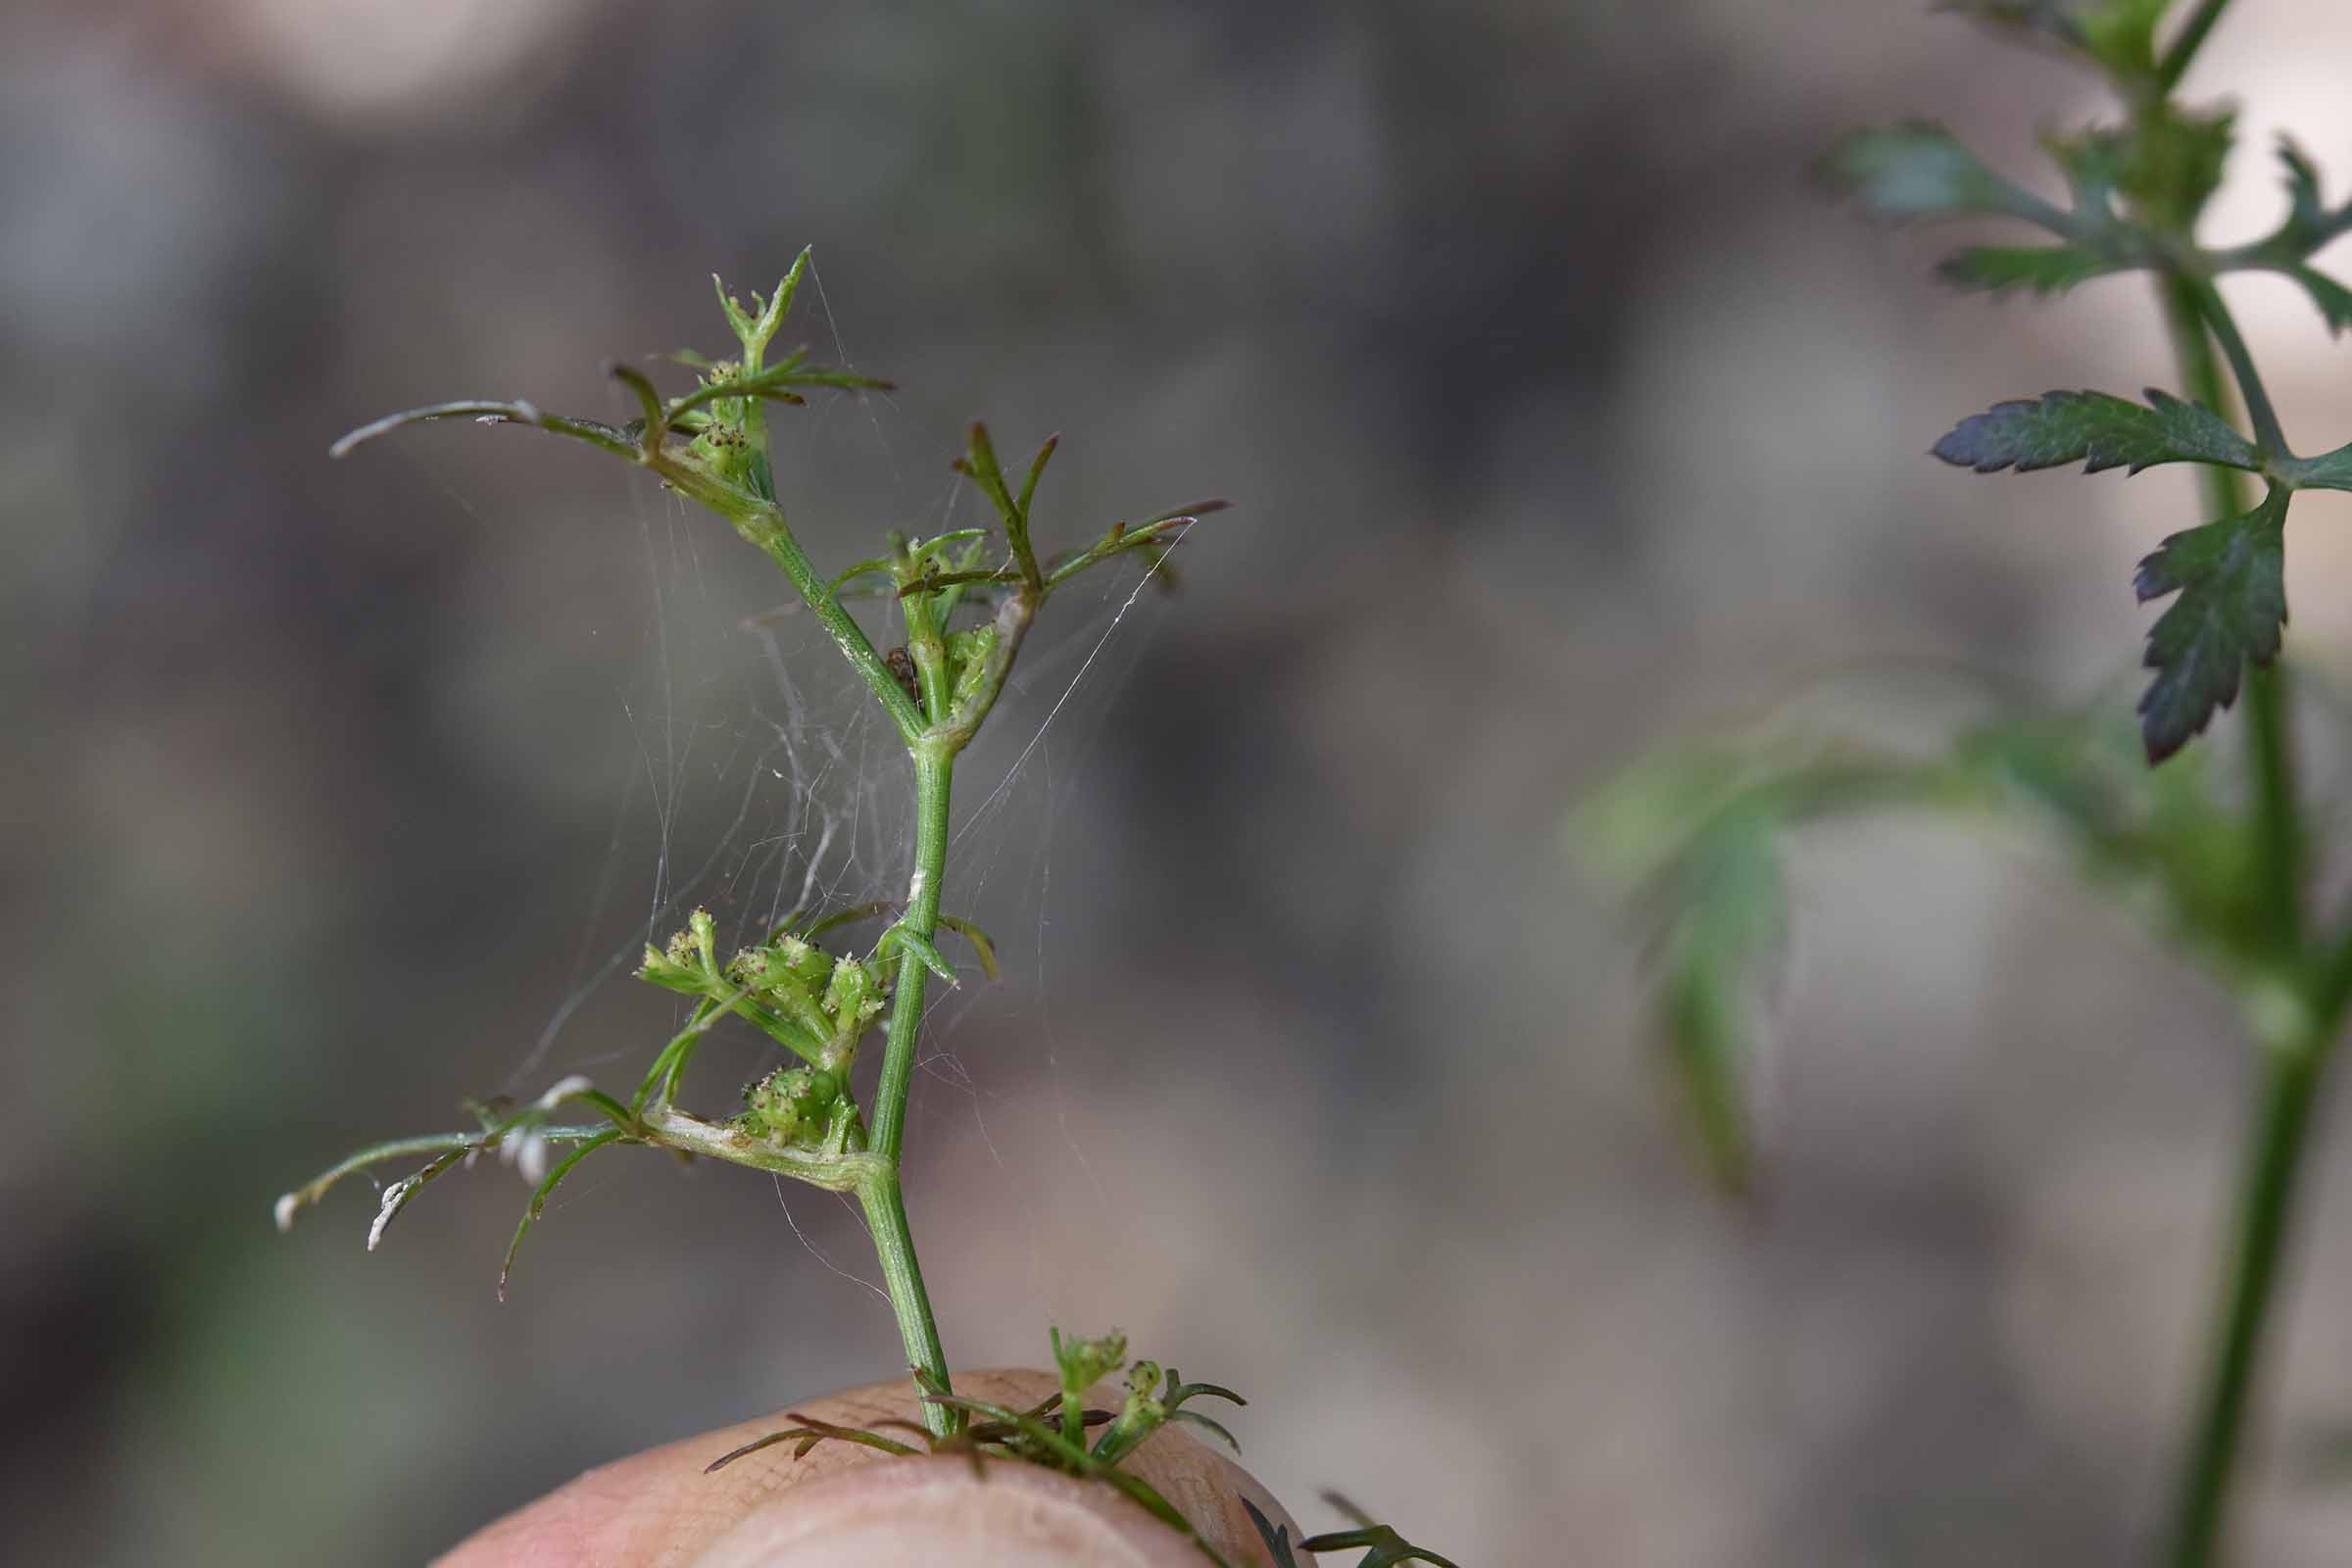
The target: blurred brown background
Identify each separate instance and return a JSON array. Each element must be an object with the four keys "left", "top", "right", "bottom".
[{"left": 15, "top": 1, "right": 2352, "bottom": 1562}]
